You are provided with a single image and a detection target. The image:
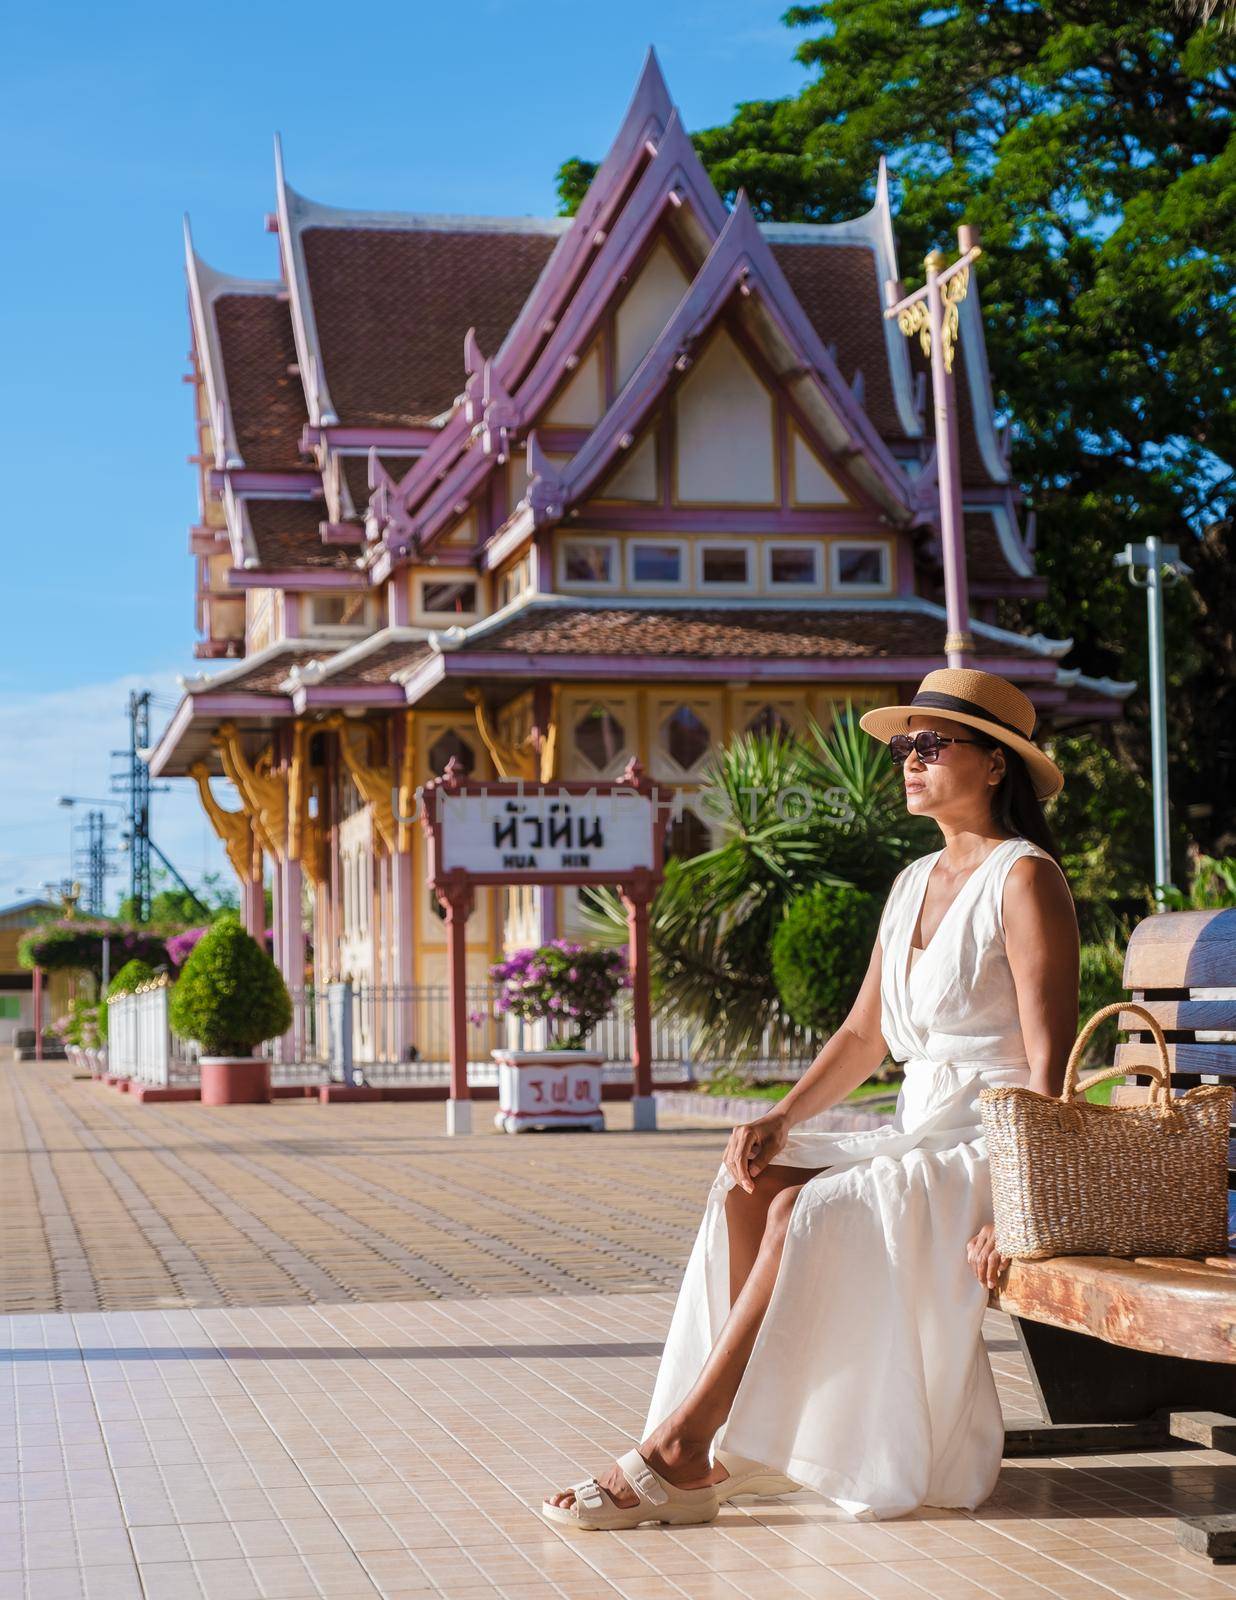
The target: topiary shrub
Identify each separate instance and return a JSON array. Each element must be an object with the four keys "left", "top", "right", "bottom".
[
  {"left": 772, "top": 881, "right": 882, "bottom": 1037},
  {"left": 169, "top": 915, "right": 291, "bottom": 1057},
  {"left": 99, "top": 958, "right": 158, "bottom": 1041}
]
